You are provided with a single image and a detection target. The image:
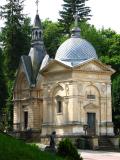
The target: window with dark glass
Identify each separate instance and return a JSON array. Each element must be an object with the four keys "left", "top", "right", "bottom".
[
  {"left": 87, "top": 95, "right": 96, "bottom": 100},
  {"left": 57, "top": 100, "right": 62, "bottom": 113},
  {"left": 24, "top": 111, "right": 28, "bottom": 129},
  {"left": 56, "top": 96, "right": 63, "bottom": 113}
]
